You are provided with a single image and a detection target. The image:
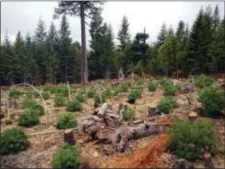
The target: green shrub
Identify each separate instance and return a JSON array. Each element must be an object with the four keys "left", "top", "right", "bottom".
[
  {"left": 66, "top": 100, "right": 82, "bottom": 112},
  {"left": 87, "top": 90, "right": 95, "bottom": 98},
  {"left": 157, "top": 96, "right": 176, "bottom": 114},
  {"left": 103, "top": 88, "right": 112, "bottom": 98},
  {"left": 18, "top": 109, "right": 40, "bottom": 127},
  {"left": 9, "top": 90, "right": 21, "bottom": 98},
  {"left": 159, "top": 77, "right": 172, "bottom": 87},
  {"left": 42, "top": 91, "right": 50, "bottom": 100},
  {"left": 148, "top": 80, "right": 157, "bottom": 92},
  {"left": 52, "top": 144, "right": 82, "bottom": 169},
  {"left": 56, "top": 113, "right": 77, "bottom": 129},
  {"left": 124, "top": 108, "right": 135, "bottom": 121},
  {"left": 32, "top": 91, "right": 40, "bottom": 98},
  {"left": 31, "top": 104, "right": 45, "bottom": 116},
  {"left": 54, "top": 95, "right": 66, "bottom": 107},
  {"left": 198, "top": 87, "right": 225, "bottom": 117},
  {"left": 164, "top": 84, "right": 177, "bottom": 96},
  {"left": 50, "top": 85, "right": 68, "bottom": 97},
  {"left": 168, "top": 119, "right": 217, "bottom": 160},
  {"left": 22, "top": 99, "right": 38, "bottom": 109},
  {"left": 128, "top": 89, "right": 142, "bottom": 100},
  {"left": 195, "top": 74, "right": 214, "bottom": 88},
  {"left": 0, "top": 128, "right": 30, "bottom": 155},
  {"left": 119, "top": 83, "right": 129, "bottom": 93},
  {"left": 75, "top": 93, "right": 85, "bottom": 103}
]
